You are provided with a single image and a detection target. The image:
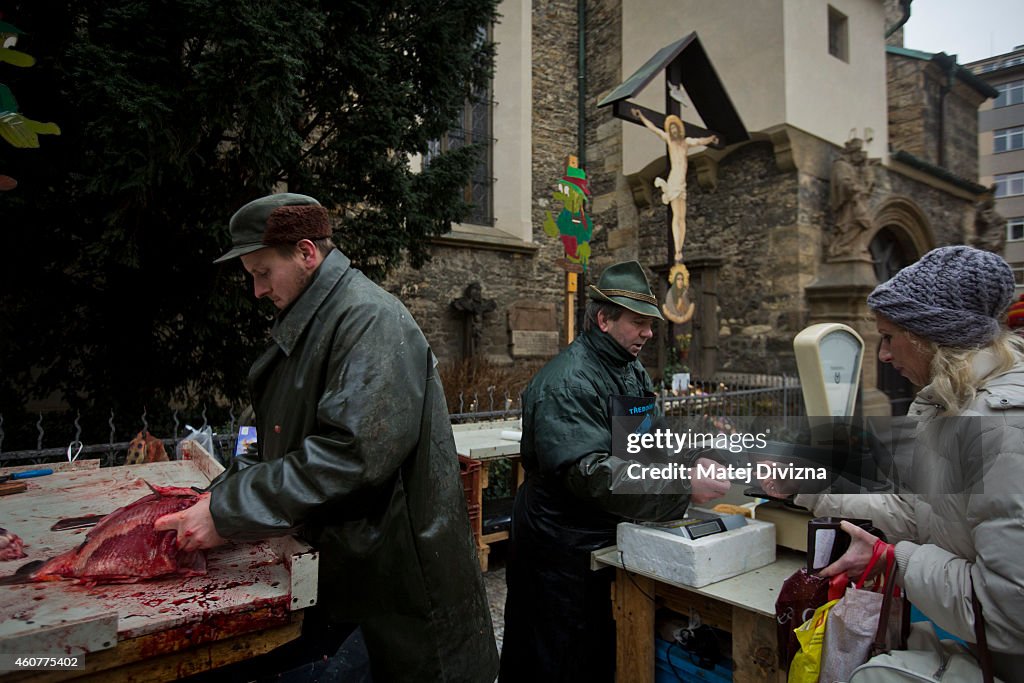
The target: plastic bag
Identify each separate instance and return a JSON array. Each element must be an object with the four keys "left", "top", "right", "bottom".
[
  {"left": 175, "top": 424, "right": 215, "bottom": 461},
  {"left": 821, "top": 542, "right": 904, "bottom": 683},
  {"left": 776, "top": 568, "right": 831, "bottom": 671},
  {"left": 788, "top": 598, "right": 839, "bottom": 683}
]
